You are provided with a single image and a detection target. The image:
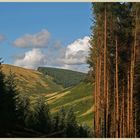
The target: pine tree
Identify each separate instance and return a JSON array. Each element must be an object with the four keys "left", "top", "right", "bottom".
[
  {"left": 89, "top": 2, "right": 139, "bottom": 138},
  {"left": 133, "top": 2, "right": 140, "bottom": 137},
  {"left": 4, "top": 70, "right": 18, "bottom": 130},
  {"left": 58, "top": 107, "right": 66, "bottom": 132},
  {"left": 0, "top": 59, "right": 7, "bottom": 135},
  {"left": 35, "top": 97, "right": 51, "bottom": 134},
  {"left": 65, "top": 108, "right": 79, "bottom": 137},
  {"left": 52, "top": 113, "right": 59, "bottom": 132},
  {"left": 16, "top": 94, "right": 30, "bottom": 126},
  {"left": 0, "top": 61, "right": 19, "bottom": 135}
]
